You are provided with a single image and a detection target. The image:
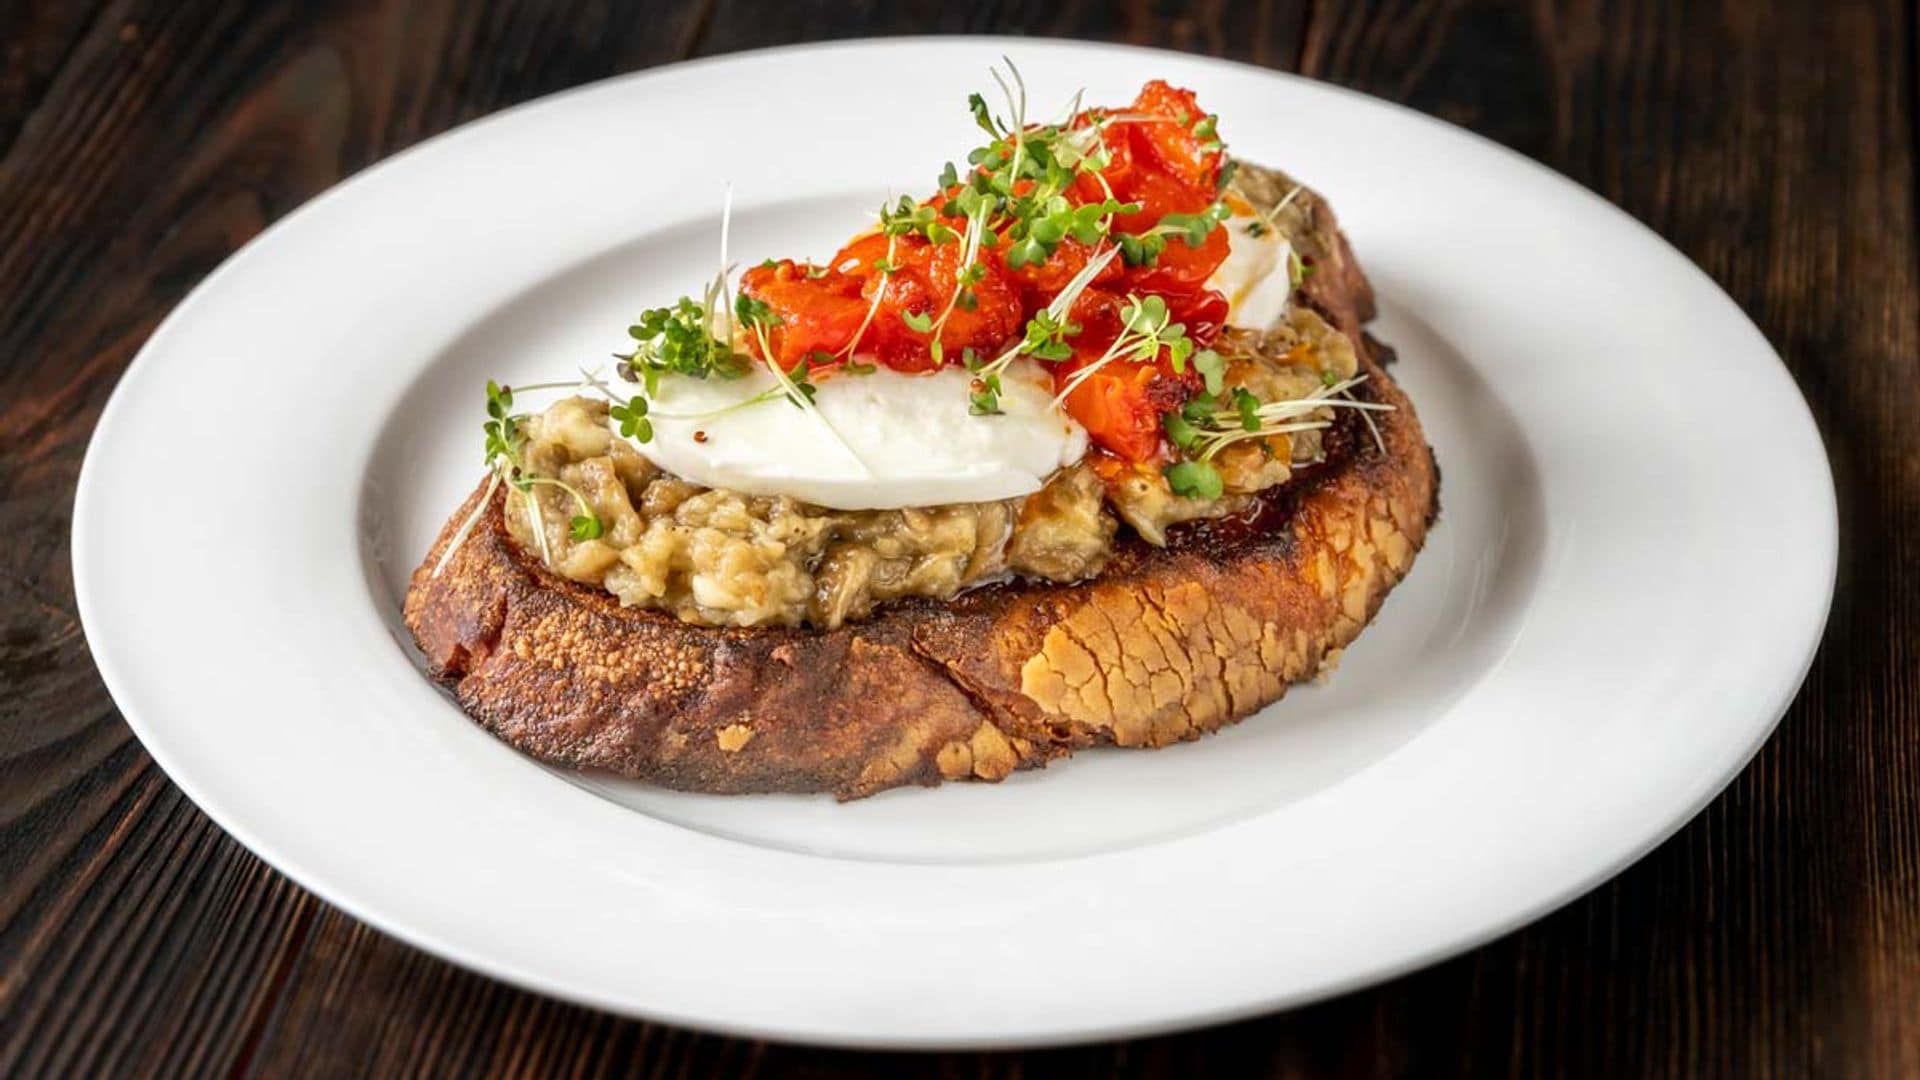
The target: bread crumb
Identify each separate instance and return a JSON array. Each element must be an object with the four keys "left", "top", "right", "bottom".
[
  {"left": 1314, "top": 647, "right": 1344, "bottom": 681},
  {"left": 968, "top": 723, "right": 1018, "bottom": 780},
  {"left": 716, "top": 724, "right": 753, "bottom": 752},
  {"left": 936, "top": 740, "right": 973, "bottom": 779}
]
